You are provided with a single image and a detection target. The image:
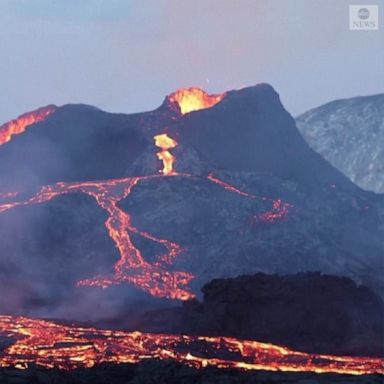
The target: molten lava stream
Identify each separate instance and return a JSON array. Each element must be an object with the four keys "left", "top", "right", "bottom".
[
  {"left": 0, "top": 315, "right": 382, "bottom": 375},
  {"left": 0, "top": 176, "right": 194, "bottom": 301},
  {"left": 154, "top": 133, "right": 178, "bottom": 175},
  {"left": 0, "top": 174, "right": 291, "bottom": 299},
  {"left": 0, "top": 106, "right": 56, "bottom": 146},
  {"left": 207, "top": 173, "right": 291, "bottom": 222},
  {"left": 0, "top": 122, "right": 377, "bottom": 376},
  {"left": 0, "top": 129, "right": 291, "bottom": 300}
]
